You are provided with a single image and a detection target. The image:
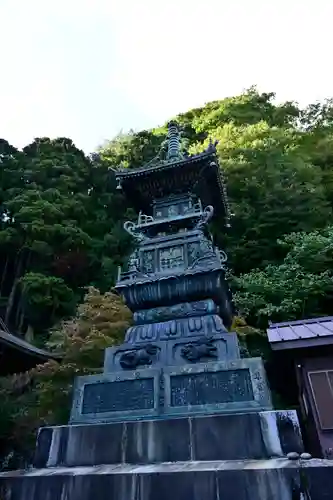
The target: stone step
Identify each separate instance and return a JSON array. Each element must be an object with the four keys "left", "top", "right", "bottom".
[
  {"left": 34, "top": 410, "right": 303, "bottom": 469},
  {"left": 1, "top": 459, "right": 333, "bottom": 500}
]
